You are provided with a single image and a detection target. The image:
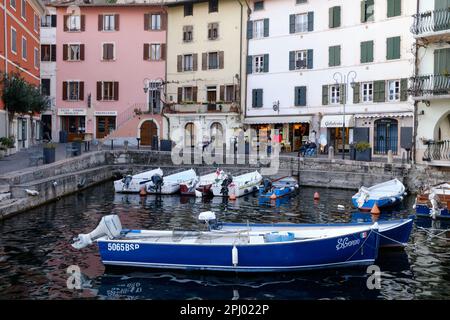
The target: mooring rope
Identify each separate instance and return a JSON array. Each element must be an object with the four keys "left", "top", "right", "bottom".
[{"left": 371, "top": 227, "right": 450, "bottom": 249}]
